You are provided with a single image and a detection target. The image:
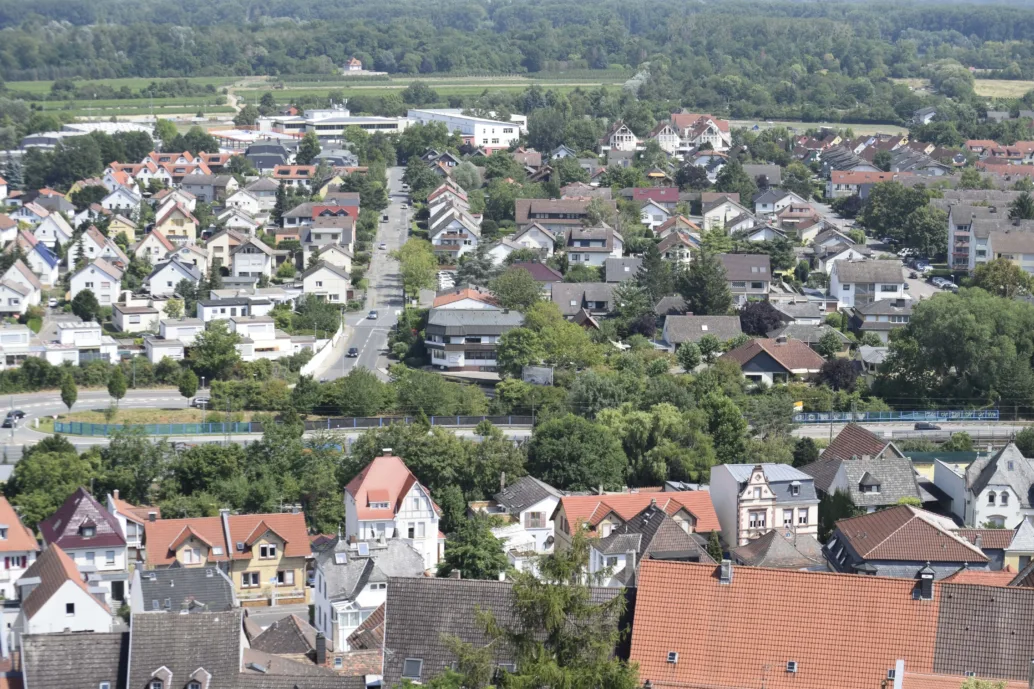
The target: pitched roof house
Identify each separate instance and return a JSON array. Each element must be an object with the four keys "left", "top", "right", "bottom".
[
  {"left": 720, "top": 337, "right": 826, "bottom": 384},
  {"left": 15, "top": 544, "right": 113, "bottom": 636},
  {"left": 661, "top": 315, "right": 743, "bottom": 349}
]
